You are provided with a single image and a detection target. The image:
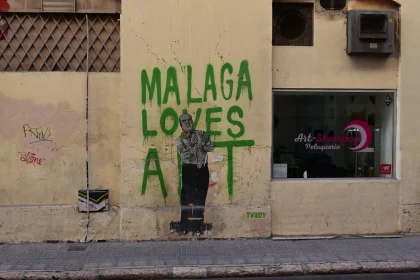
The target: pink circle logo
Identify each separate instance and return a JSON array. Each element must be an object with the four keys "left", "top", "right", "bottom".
[{"left": 343, "top": 120, "right": 372, "bottom": 152}]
